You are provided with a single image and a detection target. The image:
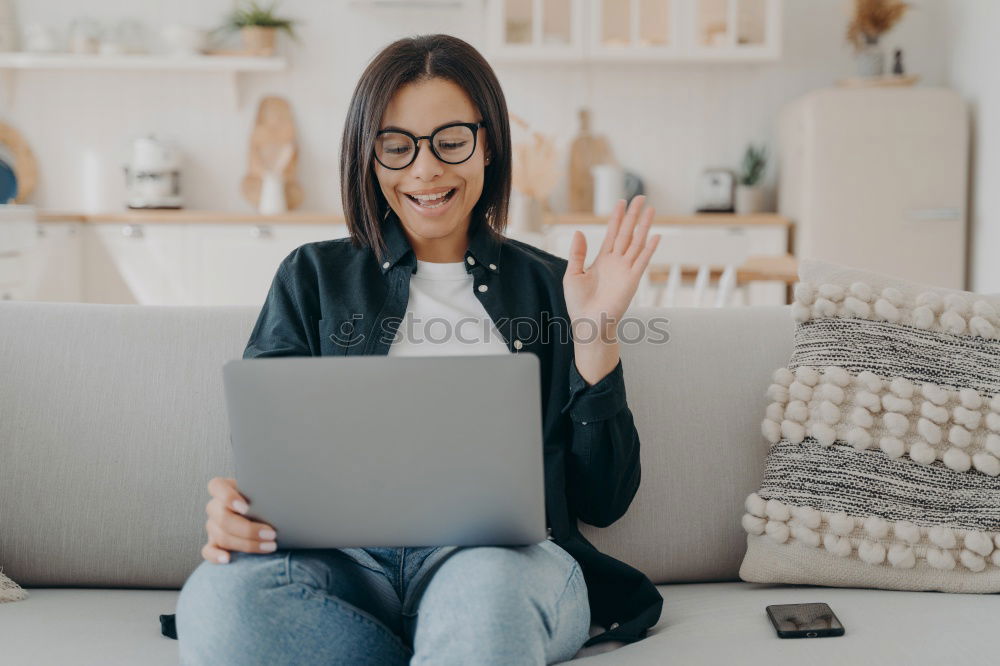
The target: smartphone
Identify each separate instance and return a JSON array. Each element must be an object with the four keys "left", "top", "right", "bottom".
[{"left": 766, "top": 603, "right": 845, "bottom": 639}]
